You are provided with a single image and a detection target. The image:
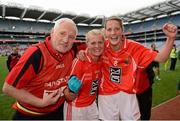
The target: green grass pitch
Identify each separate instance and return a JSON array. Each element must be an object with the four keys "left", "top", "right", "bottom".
[{"left": 0, "top": 56, "right": 179, "bottom": 119}]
